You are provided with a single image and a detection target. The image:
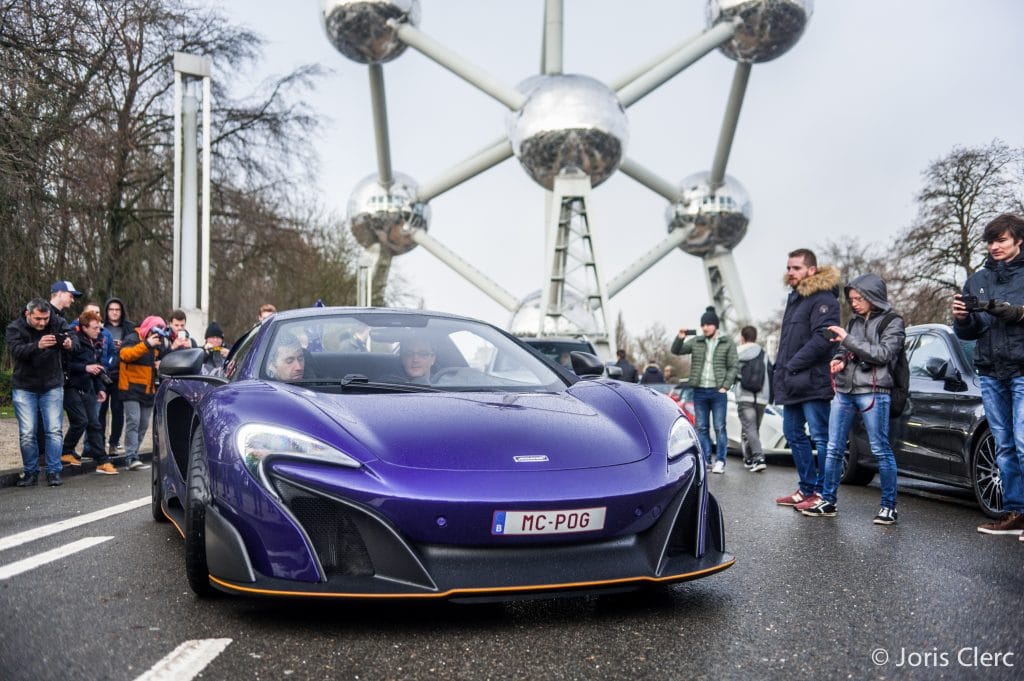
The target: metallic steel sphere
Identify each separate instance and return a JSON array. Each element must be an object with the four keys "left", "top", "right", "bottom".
[
  {"left": 346, "top": 172, "right": 430, "bottom": 255},
  {"left": 508, "top": 75, "right": 629, "bottom": 190},
  {"left": 707, "top": 0, "right": 813, "bottom": 63},
  {"left": 509, "top": 289, "right": 601, "bottom": 337},
  {"left": 665, "top": 172, "right": 752, "bottom": 257},
  {"left": 321, "top": 0, "right": 421, "bottom": 64}
]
